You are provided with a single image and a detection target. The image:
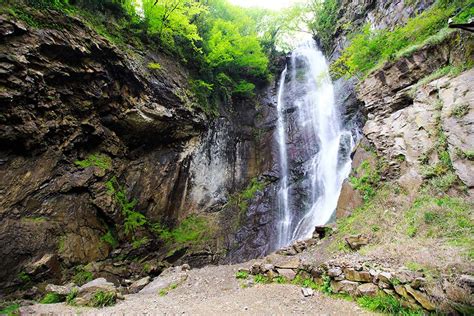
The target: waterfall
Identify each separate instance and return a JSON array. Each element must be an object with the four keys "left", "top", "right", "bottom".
[{"left": 275, "top": 41, "right": 354, "bottom": 248}]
